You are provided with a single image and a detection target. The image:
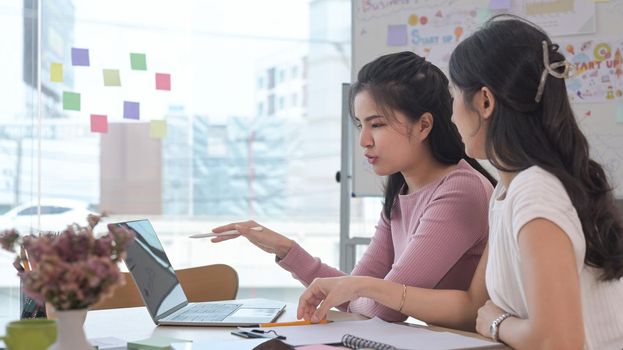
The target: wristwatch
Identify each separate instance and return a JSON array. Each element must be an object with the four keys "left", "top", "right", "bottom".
[{"left": 490, "top": 312, "right": 512, "bottom": 342}]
